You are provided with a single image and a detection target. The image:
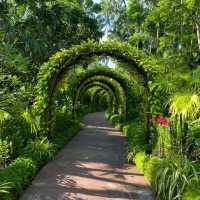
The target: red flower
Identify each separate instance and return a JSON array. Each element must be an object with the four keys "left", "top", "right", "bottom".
[{"left": 155, "top": 115, "right": 169, "bottom": 127}]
